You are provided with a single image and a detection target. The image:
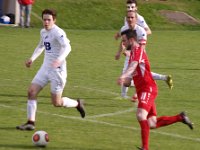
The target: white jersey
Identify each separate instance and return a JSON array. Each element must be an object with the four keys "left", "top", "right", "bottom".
[
  {"left": 30, "top": 25, "right": 71, "bottom": 93},
  {"left": 120, "top": 24, "right": 147, "bottom": 45},
  {"left": 124, "top": 13, "right": 149, "bottom": 29},
  {"left": 31, "top": 24, "right": 71, "bottom": 70}
]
